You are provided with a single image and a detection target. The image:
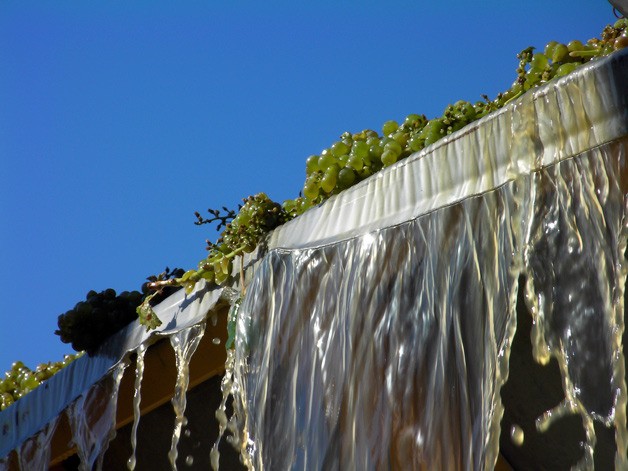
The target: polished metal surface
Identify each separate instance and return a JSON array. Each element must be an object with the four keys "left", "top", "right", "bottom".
[{"left": 610, "top": 0, "right": 628, "bottom": 18}]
